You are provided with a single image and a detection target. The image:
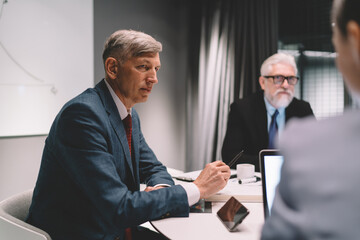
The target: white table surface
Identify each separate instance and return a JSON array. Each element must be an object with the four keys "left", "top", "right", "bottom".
[
  {"left": 151, "top": 201, "right": 264, "bottom": 240},
  {"left": 149, "top": 169, "right": 265, "bottom": 240}
]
